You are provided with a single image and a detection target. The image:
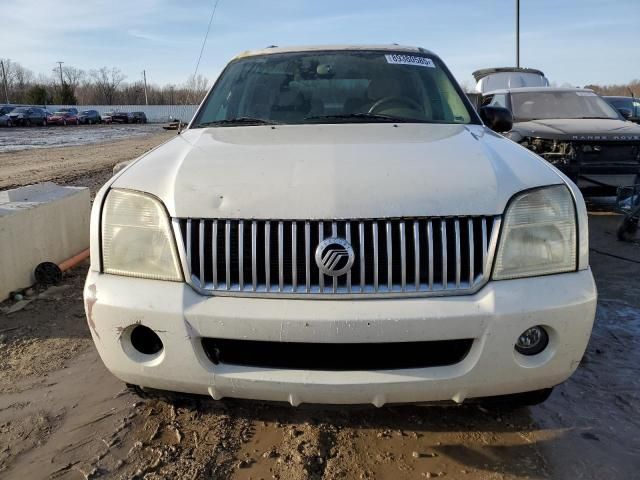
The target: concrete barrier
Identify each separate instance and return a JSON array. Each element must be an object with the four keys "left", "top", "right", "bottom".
[{"left": 0, "top": 183, "right": 90, "bottom": 301}]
